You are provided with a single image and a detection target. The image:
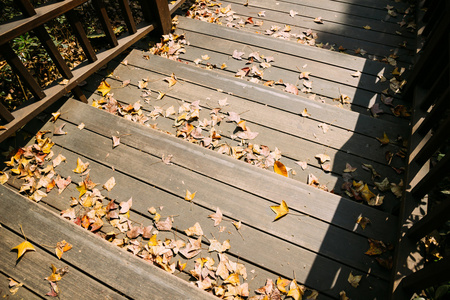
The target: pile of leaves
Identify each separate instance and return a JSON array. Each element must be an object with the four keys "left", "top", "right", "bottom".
[{"left": 1, "top": 130, "right": 325, "bottom": 299}]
